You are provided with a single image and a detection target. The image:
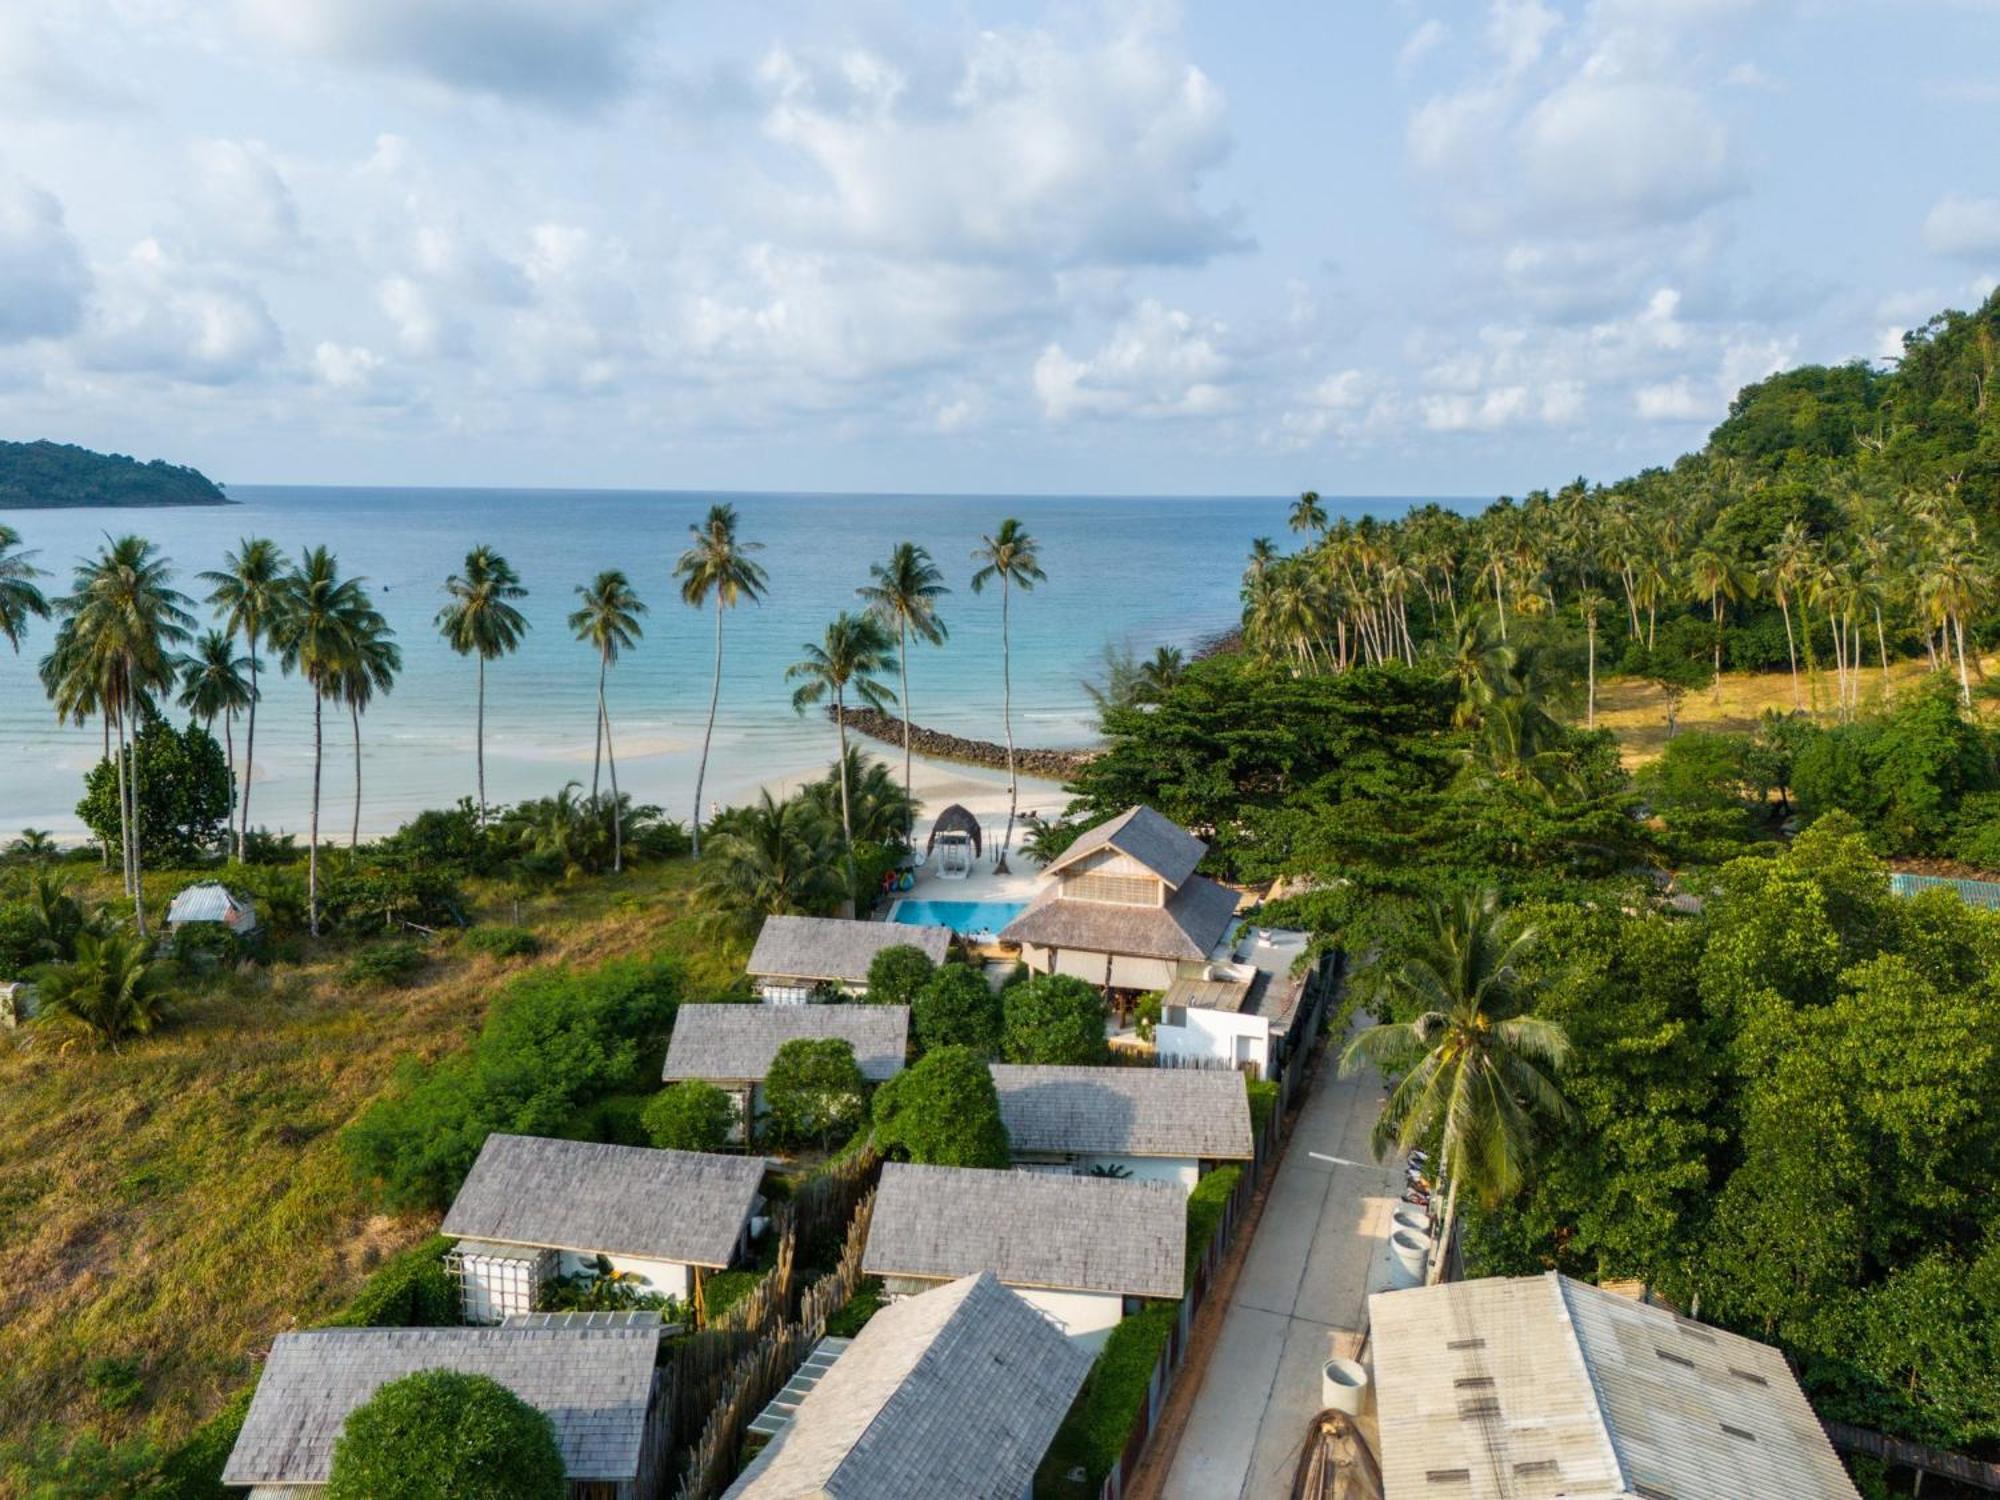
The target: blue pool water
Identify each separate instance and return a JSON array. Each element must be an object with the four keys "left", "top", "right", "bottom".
[{"left": 892, "top": 899, "right": 1027, "bottom": 934}]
